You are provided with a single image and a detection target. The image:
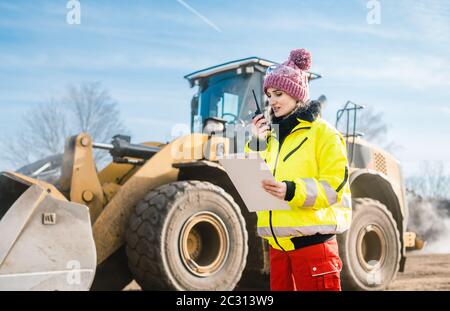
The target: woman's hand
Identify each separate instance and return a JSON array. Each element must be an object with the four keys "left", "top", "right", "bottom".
[
  {"left": 262, "top": 180, "right": 286, "bottom": 200},
  {"left": 251, "top": 114, "right": 270, "bottom": 140}
]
